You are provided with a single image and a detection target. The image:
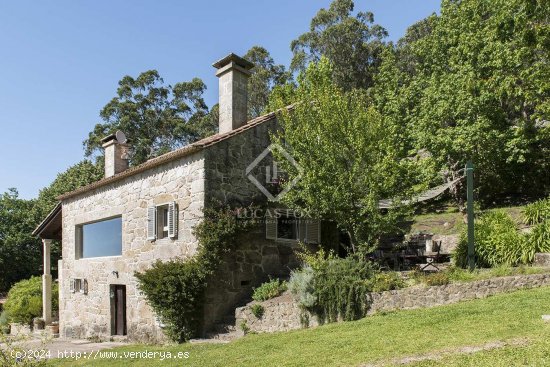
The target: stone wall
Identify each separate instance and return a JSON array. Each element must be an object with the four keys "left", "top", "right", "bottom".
[
  {"left": 202, "top": 228, "right": 302, "bottom": 332},
  {"left": 534, "top": 253, "right": 550, "bottom": 267},
  {"left": 60, "top": 152, "right": 206, "bottom": 343},
  {"left": 204, "top": 117, "right": 277, "bottom": 206},
  {"left": 236, "top": 273, "right": 550, "bottom": 333},
  {"left": 59, "top": 115, "right": 288, "bottom": 342}
]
